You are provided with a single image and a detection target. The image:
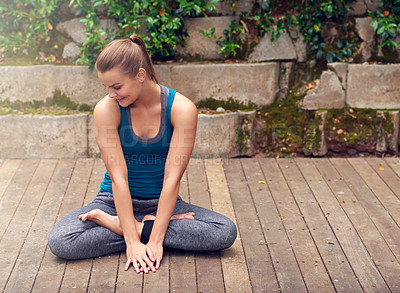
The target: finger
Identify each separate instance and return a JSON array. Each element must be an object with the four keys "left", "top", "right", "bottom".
[
  {"left": 138, "top": 259, "right": 149, "bottom": 273},
  {"left": 155, "top": 257, "right": 161, "bottom": 270},
  {"left": 124, "top": 259, "right": 132, "bottom": 271},
  {"left": 132, "top": 261, "right": 142, "bottom": 274},
  {"left": 145, "top": 247, "right": 156, "bottom": 272},
  {"left": 146, "top": 246, "right": 155, "bottom": 262}
]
